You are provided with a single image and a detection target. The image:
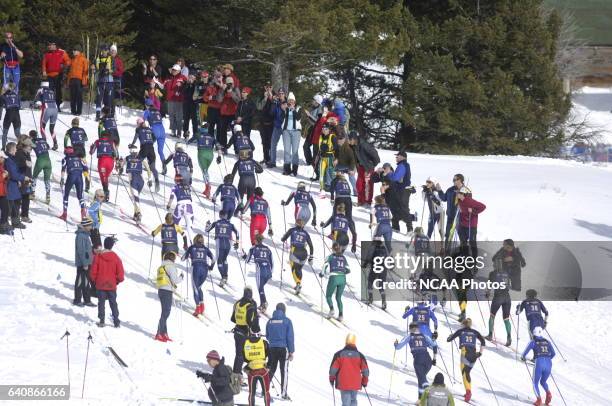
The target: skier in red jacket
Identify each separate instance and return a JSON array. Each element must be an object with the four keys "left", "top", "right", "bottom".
[
  {"left": 456, "top": 187, "right": 486, "bottom": 259},
  {"left": 329, "top": 333, "right": 369, "bottom": 405},
  {"left": 90, "top": 237, "right": 125, "bottom": 327}
]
